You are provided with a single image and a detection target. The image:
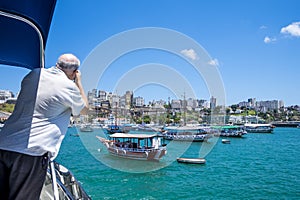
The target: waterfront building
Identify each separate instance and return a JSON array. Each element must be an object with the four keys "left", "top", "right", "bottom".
[
  {"left": 88, "top": 89, "right": 97, "bottom": 98},
  {"left": 98, "top": 90, "right": 107, "bottom": 101},
  {"left": 152, "top": 99, "right": 166, "bottom": 108},
  {"left": 248, "top": 98, "right": 256, "bottom": 108},
  {"left": 237, "top": 98, "right": 284, "bottom": 112},
  {"left": 238, "top": 101, "right": 250, "bottom": 108},
  {"left": 279, "top": 100, "right": 284, "bottom": 108},
  {"left": 256, "top": 100, "right": 284, "bottom": 112},
  {"left": 87, "top": 89, "right": 98, "bottom": 108},
  {"left": 5, "top": 98, "right": 17, "bottom": 104},
  {"left": 119, "top": 95, "right": 126, "bottom": 109},
  {"left": 0, "top": 90, "right": 14, "bottom": 104},
  {"left": 196, "top": 99, "right": 207, "bottom": 108},
  {"left": 187, "top": 98, "right": 198, "bottom": 111},
  {"left": 210, "top": 96, "right": 217, "bottom": 109},
  {"left": 109, "top": 93, "right": 120, "bottom": 108},
  {"left": 133, "top": 96, "right": 144, "bottom": 107},
  {"left": 171, "top": 99, "right": 181, "bottom": 111},
  {"left": 124, "top": 91, "right": 133, "bottom": 109}
]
